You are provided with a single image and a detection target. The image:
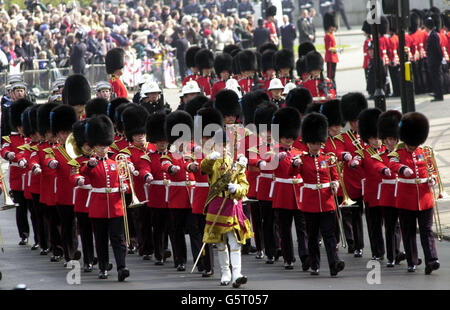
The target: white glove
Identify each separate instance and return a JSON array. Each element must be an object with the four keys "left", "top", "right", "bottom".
[
  {"left": 259, "top": 160, "right": 267, "bottom": 170},
  {"left": 188, "top": 162, "right": 199, "bottom": 172},
  {"left": 237, "top": 155, "right": 248, "bottom": 166},
  {"left": 210, "top": 151, "right": 221, "bottom": 160},
  {"left": 77, "top": 177, "right": 85, "bottom": 186},
  {"left": 120, "top": 183, "right": 129, "bottom": 193},
  {"left": 349, "top": 156, "right": 361, "bottom": 168},
  {"left": 403, "top": 167, "right": 413, "bottom": 177},
  {"left": 145, "top": 173, "right": 154, "bottom": 184},
  {"left": 193, "top": 145, "right": 202, "bottom": 154},
  {"left": 343, "top": 152, "right": 352, "bottom": 162},
  {"left": 7, "top": 152, "right": 15, "bottom": 160},
  {"left": 383, "top": 168, "right": 392, "bottom": 177},
  {"left": 292, "top": 158, "right": 302, "bottom": 167},
  {"left": 276, "top": 151, "right": 287, "bottom": 161},
  {"left": 170, "top": 165, "right": 180, "bottom": 174},
  {"left": 331, "top": 181, "right": 339, "bottom": 194},
  {"left": 133, "top": 169, "right": 140, "bottom": 176},
  {"left": 18, "top": 159, "right": 27, "bottom": 168},
  {"left": 33, "top": 166, "right": 42, "bottom": 176},
  {"left": 428, "top": 177, "right": 436, "bottom": 188},
  {"left": 228, "top": 183, "right": 239, "bottom": 194},
  {"left": 88, "top": 157, "right": 98, "bottom": 167},
  {"left": 128, "top": 162, "right": 135, "bottom": 173},
  {"left": 48, "top": 160, "right": 59, "bottom": 169}
]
